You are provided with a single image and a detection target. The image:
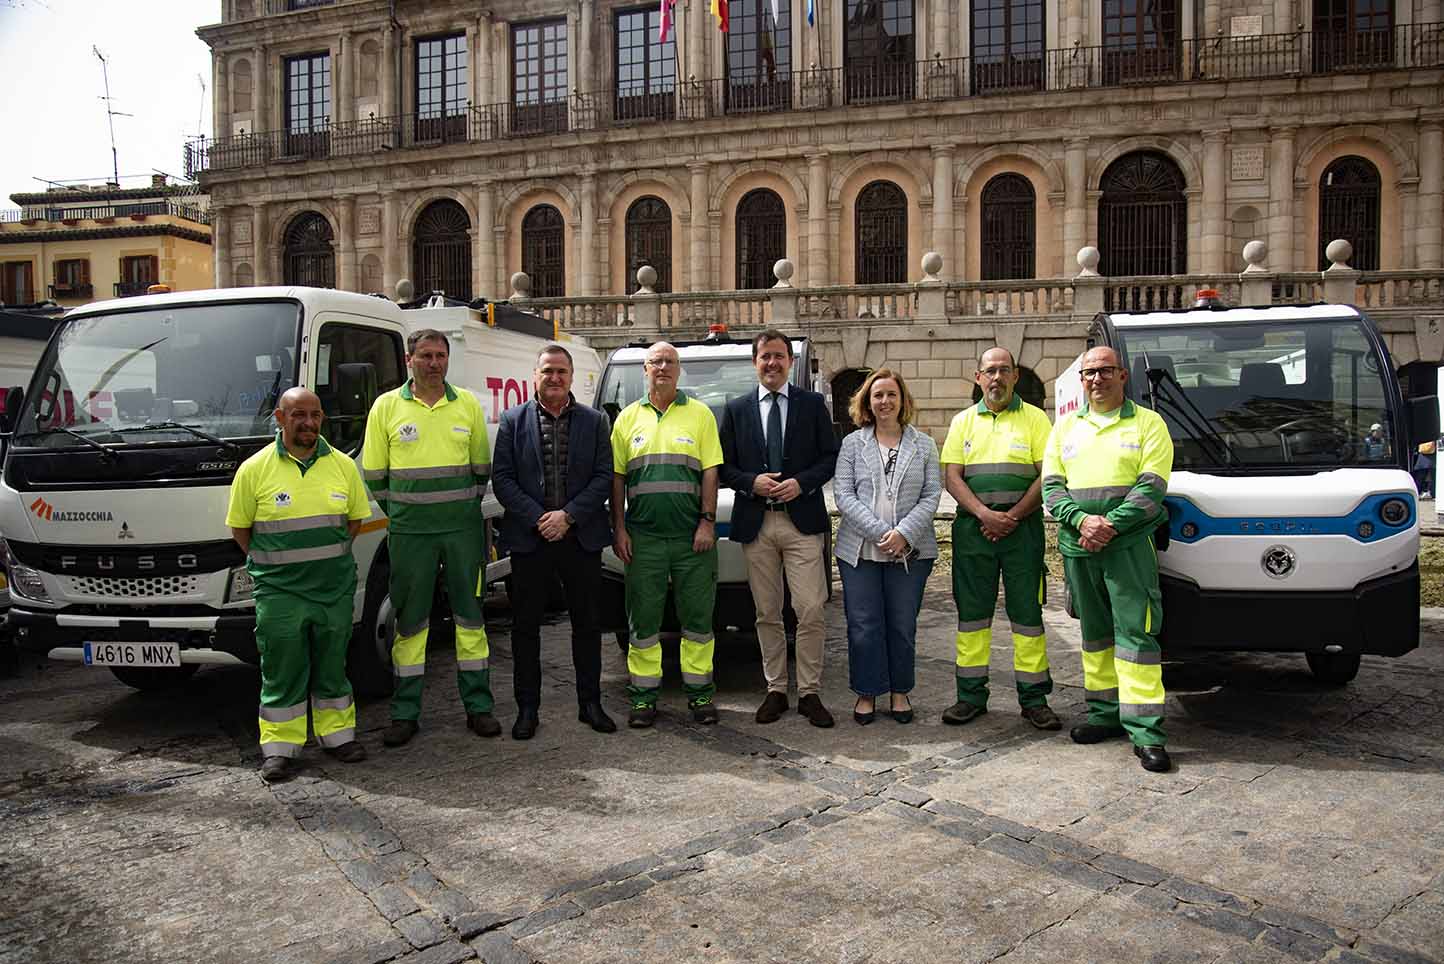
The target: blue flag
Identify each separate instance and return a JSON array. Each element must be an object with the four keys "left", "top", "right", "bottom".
[{"left": 807, "top": 0, "right": 814, "bottom": 25}]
